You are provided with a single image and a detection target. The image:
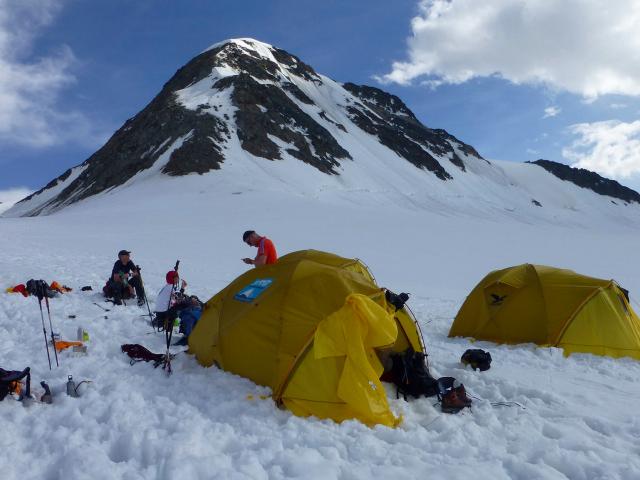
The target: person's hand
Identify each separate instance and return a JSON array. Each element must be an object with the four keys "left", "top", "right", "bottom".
[
  {"left": 181, "top": 279, "right": 187, "bottom": 289},
  {"left": 242, "top": 258, "right": 253, "bottom": 265}
]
